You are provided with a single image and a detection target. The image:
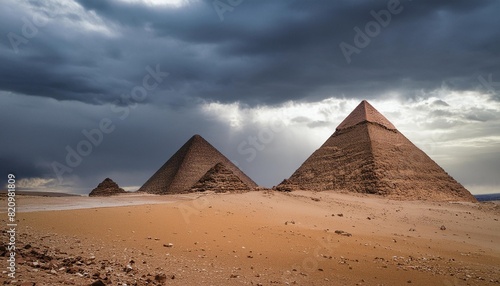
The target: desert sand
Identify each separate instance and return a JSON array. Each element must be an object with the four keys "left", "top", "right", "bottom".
[{"left": 1, "top": 191, "right": 499, "bottom": 285}]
